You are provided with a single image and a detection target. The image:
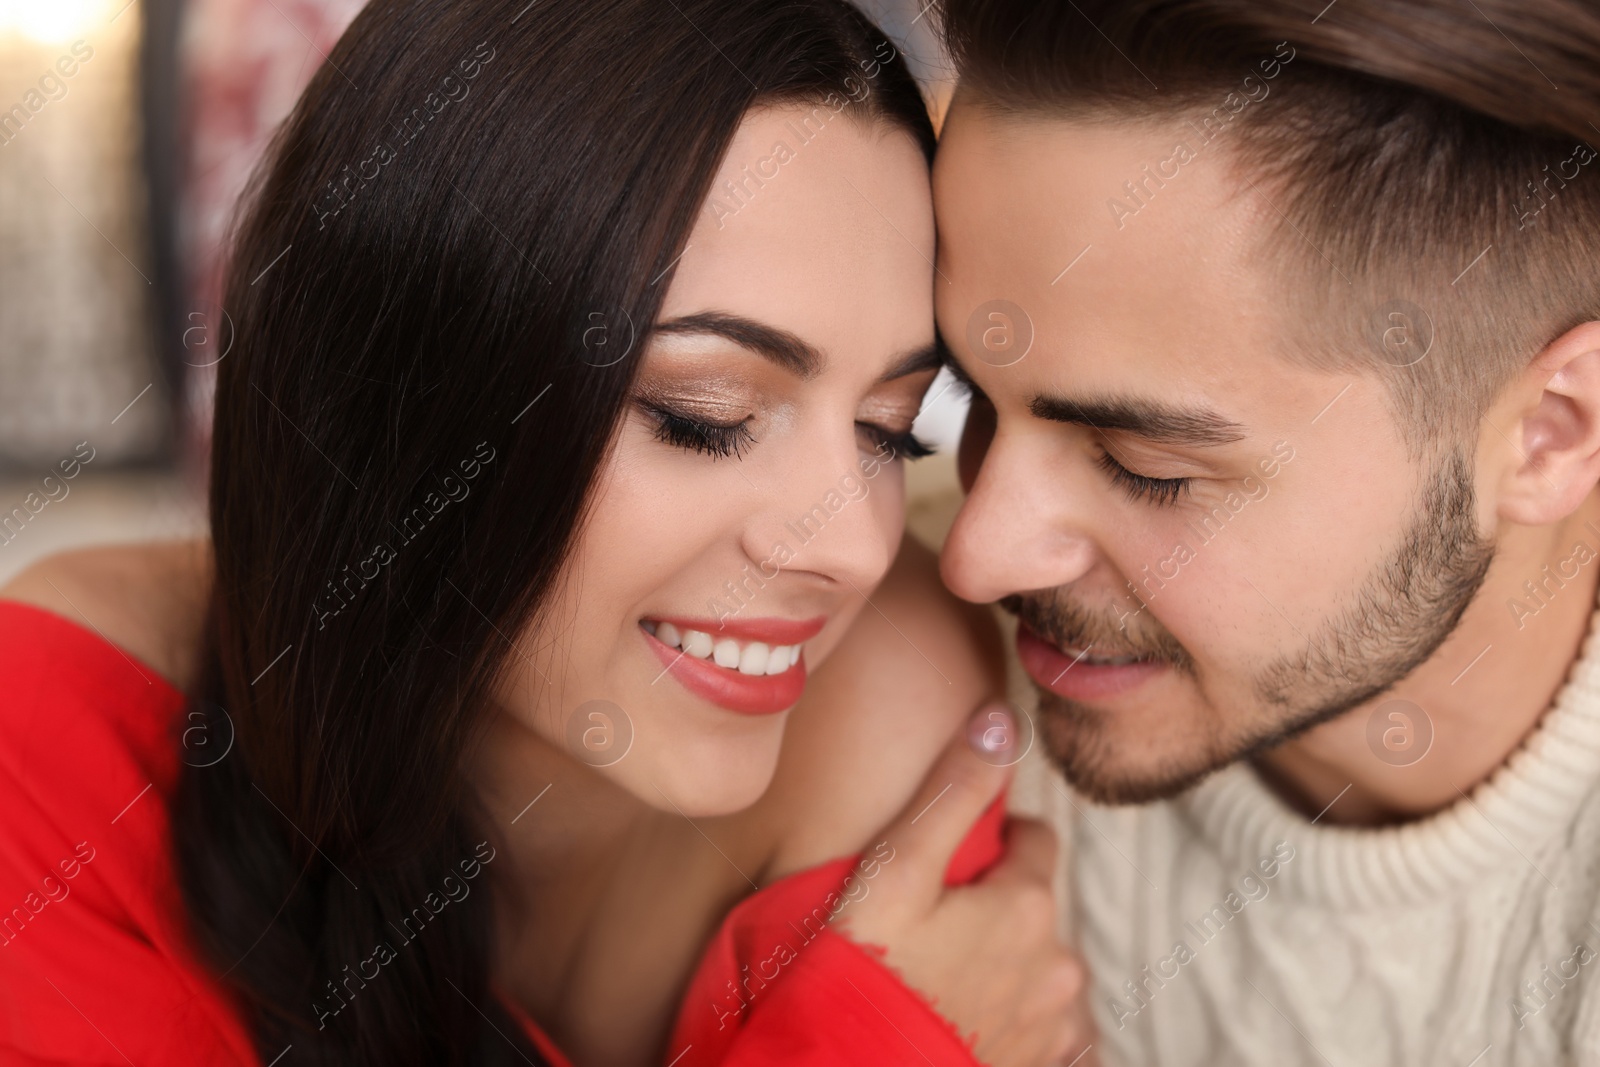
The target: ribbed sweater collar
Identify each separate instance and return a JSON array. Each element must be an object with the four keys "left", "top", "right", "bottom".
[{"left": 1178, "top": 597, "right": 1600, "bottom": 911}]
